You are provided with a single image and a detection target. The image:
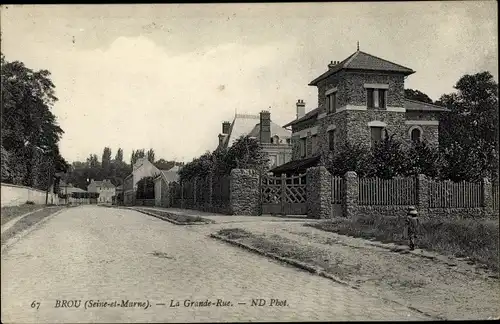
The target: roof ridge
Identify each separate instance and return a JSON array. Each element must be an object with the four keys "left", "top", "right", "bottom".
[
  {"left": 404, "top": 98, "right": 445, "bottom": 108},
  {"left": 356, "top": 51, "right": 414, "bottom": 72}
]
